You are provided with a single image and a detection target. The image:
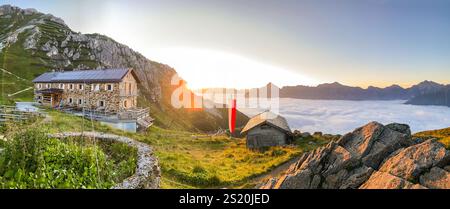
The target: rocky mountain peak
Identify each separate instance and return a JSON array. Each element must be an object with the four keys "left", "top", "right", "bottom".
[
  {"left": 411, "top": 80, "right": 444, "bottom": 91},
  {"left": 317, "top": 82, "right": 345, "bottom": 88},
  {"left": 261, "top": 122, "right": 450, "bottom": 189},
  {"left": 385, "top": 84, "right": 404, "bottom": 90}
]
